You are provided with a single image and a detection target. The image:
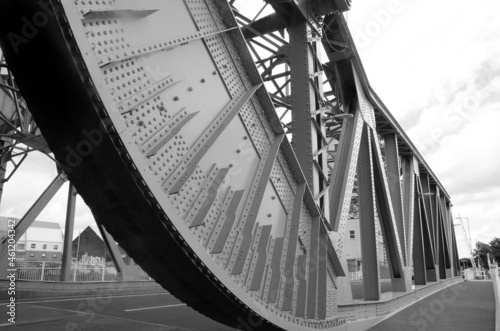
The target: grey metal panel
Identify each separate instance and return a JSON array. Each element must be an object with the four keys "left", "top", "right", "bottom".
[
  {"left": 266, "top": 237, "right": 284, "bottom": 304},
  {"left": 189, "top": 168, "right": 229, "bottom": 227},
  {"left": 209, "top": 190, "right": 245, "bottom": 253},
  {"left": 248, "top": 225, "right": 272, "bottom": 290},
  {"left": 295, "top": 254, "right": 308, "bottom": 318},
  {"left": 306, "top": 216, "right": 320, "bottom": 319},
  {"left": 229, "top": 134, "right": 284, "bottom": 275},
  {"left": 384, "top": 134, "right": 406, "bottom": 266},
  {"left": 142, "top": 111, "right": 198, "bottom": 157},
  {"left": 168, "top": 84, "right": 261, "bottom": 194},
  {"left": 357, "top": 125, "right": 380, "bottom": 300},
  {"left": 281, "top": 182, "right": 306, "bottom": 311}
]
